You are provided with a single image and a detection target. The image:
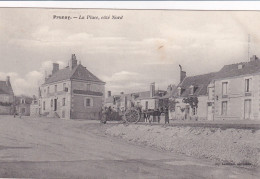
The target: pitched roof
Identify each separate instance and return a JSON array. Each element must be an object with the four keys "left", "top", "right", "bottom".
[
  {"left": 175, "top": 72, "right": 217, "bottom": 97},
  {"left": 15, "top": 95, "right": 33, "bottom": 105},
  {"left": 214, "top": 59, "right": 260, "bottom": 80},
  {"left": 161, "top": 85, "right": 178, "bottom": 99},
  {"left": 44, "top": 64, "right": 104, "bottom": 85},
  {"left": 0, "top": 81, "right": 13, "bottom": 95}
]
